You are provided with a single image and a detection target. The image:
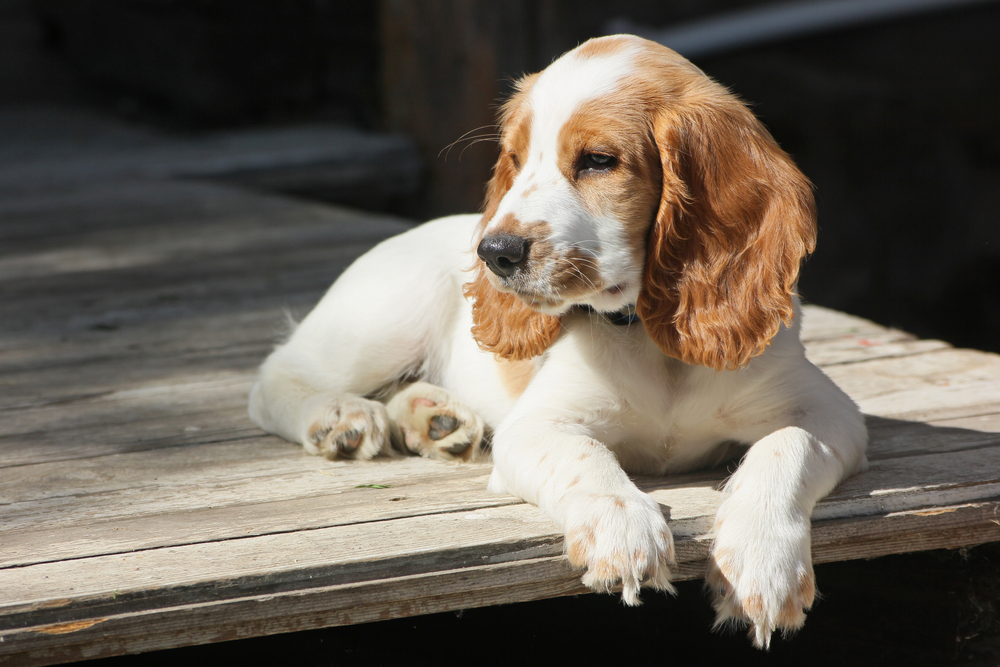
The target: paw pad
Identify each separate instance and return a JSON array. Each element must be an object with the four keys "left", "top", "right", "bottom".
[
  {"left": 386, "top": 382, "right": 485, "bottom": 461},
  {"left": 305, "top": 397, "right": 391, "bottom": 461},
  {"left": 428, "top": 414, "right": 459, "bottom": 440},
  {"left": 335, "top": 428, "right": 363, "bottom": 456}
]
